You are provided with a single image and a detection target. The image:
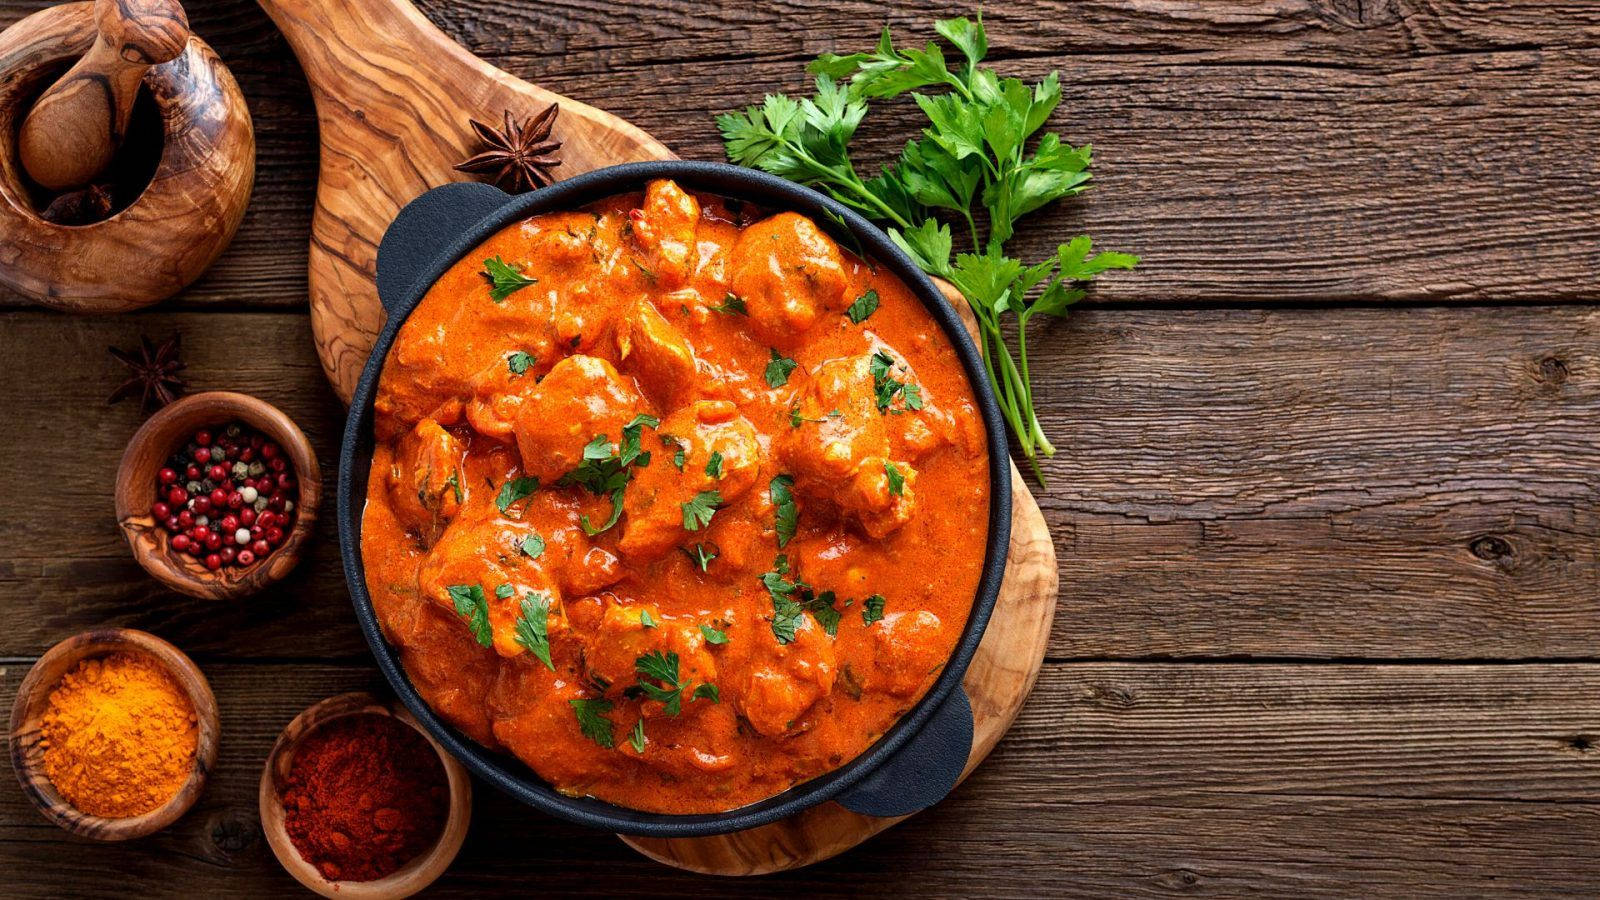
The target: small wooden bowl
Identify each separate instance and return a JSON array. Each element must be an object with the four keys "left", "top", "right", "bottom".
[
  {"left": 259, "top": 692, "right": 472, "bottom": 899},
  {"left": 114, "top": 391, "right": 321, "bottom": 600},
  {"left": 8, "top": 628, "right": 220, "bottom": 840}
]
